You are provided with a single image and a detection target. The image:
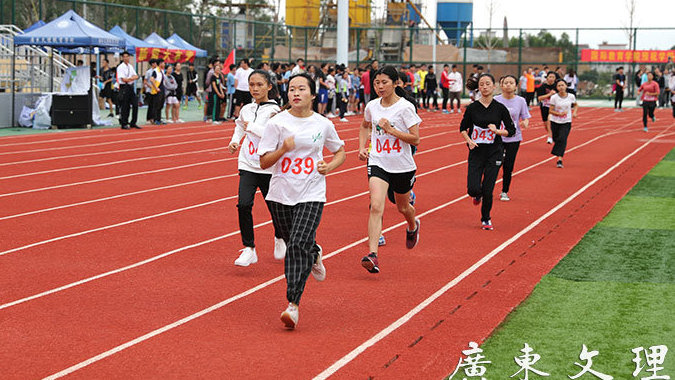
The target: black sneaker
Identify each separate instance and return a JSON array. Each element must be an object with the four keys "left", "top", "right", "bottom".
[
  {"left": 556, "top": 160, "right": 563, "bottom": 168},
  {"left": 361, "top": 253, "right": 379, "bottom": 273},
  {"left": 406, "top": 219, "right": 420, "bottom": 249}
]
